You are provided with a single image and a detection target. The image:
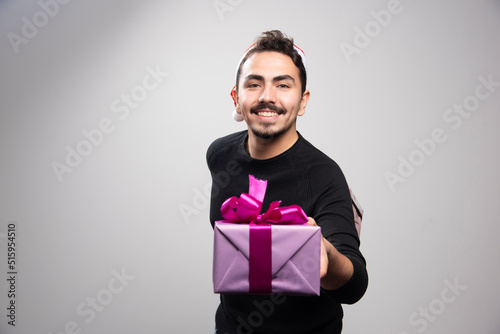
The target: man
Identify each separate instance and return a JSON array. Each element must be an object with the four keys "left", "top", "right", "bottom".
[{"left": 207, "top": 30, "right": 368, "bottom": 334}]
